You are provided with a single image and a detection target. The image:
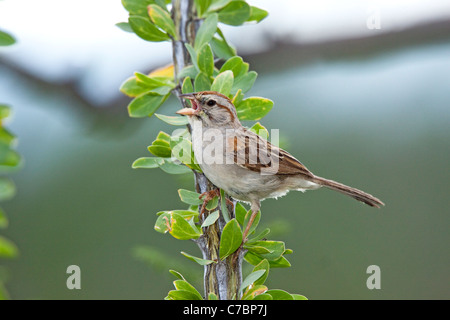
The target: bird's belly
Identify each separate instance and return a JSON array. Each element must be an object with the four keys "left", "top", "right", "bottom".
[{"left": 199, "top": 162, "right": 289, "bottom": 202}]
